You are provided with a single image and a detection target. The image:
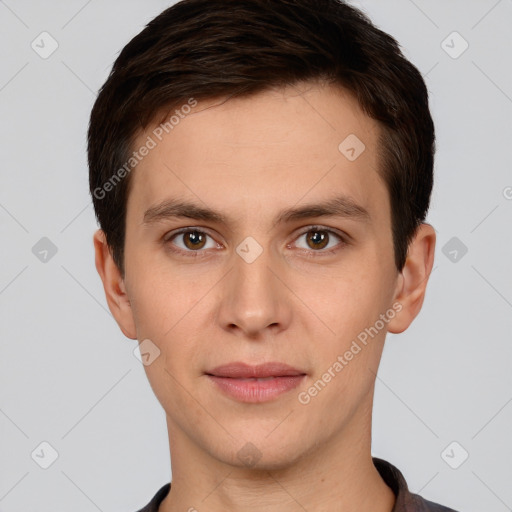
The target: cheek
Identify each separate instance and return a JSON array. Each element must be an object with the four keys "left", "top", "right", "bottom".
[
  {"left": 305, "top": 258, "right": 392, "bottom": 391},
  {"left": 128, "top": 268, "right": 214, "bottom": 375},
  {"left": 317, "top": 261, "right": 386, "bottom": 333},
  {"left": 126, "top": 249, "right": 203, "bottom": 337}
]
